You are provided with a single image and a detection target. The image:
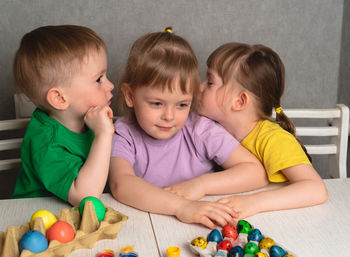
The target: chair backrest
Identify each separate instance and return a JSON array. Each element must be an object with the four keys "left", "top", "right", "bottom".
[
  {"left": 273, "top": 104, "right": 349, "bottom": 178},
  {"left": 0, "top": 118, "right": 30, "bottom": 171}
]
